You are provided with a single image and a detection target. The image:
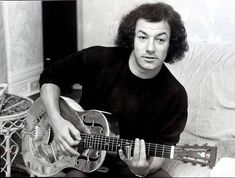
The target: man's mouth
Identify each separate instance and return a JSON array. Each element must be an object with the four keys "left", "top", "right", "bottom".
[{"left": 143, "top": 56, "right": 158, "bottom": 61}]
